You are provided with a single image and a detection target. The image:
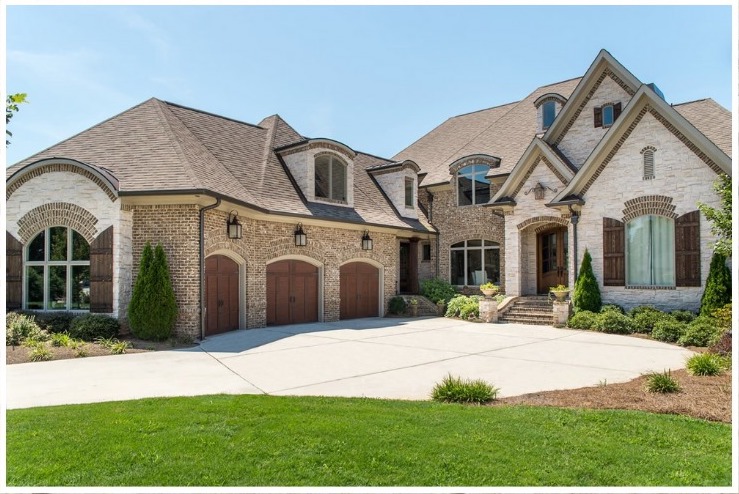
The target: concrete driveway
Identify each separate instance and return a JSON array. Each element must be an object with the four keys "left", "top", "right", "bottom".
[{"left": 6, "top": 317, "right": 694, "bottom": 409}]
